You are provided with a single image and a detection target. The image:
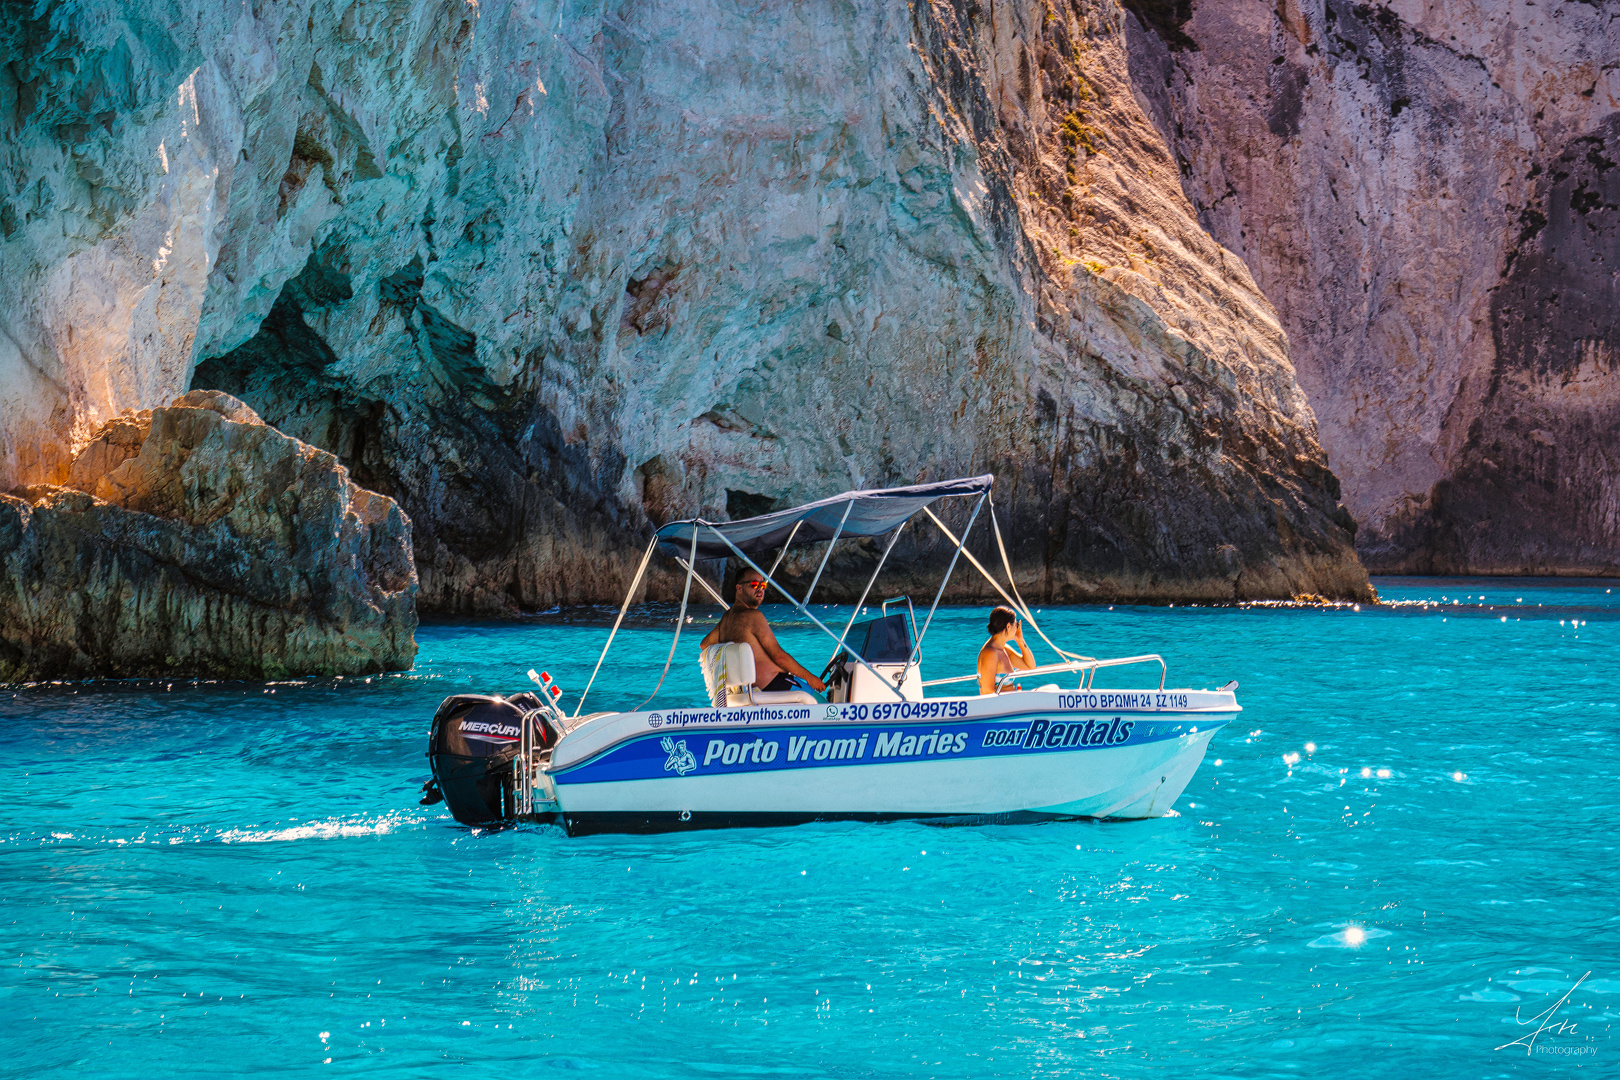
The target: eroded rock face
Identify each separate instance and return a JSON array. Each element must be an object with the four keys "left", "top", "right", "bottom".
[
  {"left": 0, "top": 392, "right": 417, "bottom": 680},
  {"left": 1125, "top": 0, "right": 1620, "bottom": 573},
  {"left": 3, "top": 0, "right": 1369, "bottom": 608}
]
